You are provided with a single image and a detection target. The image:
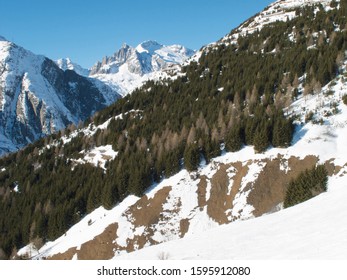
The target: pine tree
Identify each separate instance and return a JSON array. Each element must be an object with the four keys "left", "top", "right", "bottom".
[
  {"left": 284, "top": 165, "right": 328, "bottom": 208},
  {"left": 101, "top": 181, "right": 118, "bottom": 210},
  {"left": 86, "top": 185, "right": 101, "bottom": 213},
  {"left": 184, "top": 144, "right": 200, "bottom": 172},
  {"left": 272, "top": 115, "right": 293, "bottom": 147},
  {"left": 225, "top": 124, "right": 243, "bottom": 152},
  {"left": 253, "top": 122, "right": 269, "bottom": 153}
]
